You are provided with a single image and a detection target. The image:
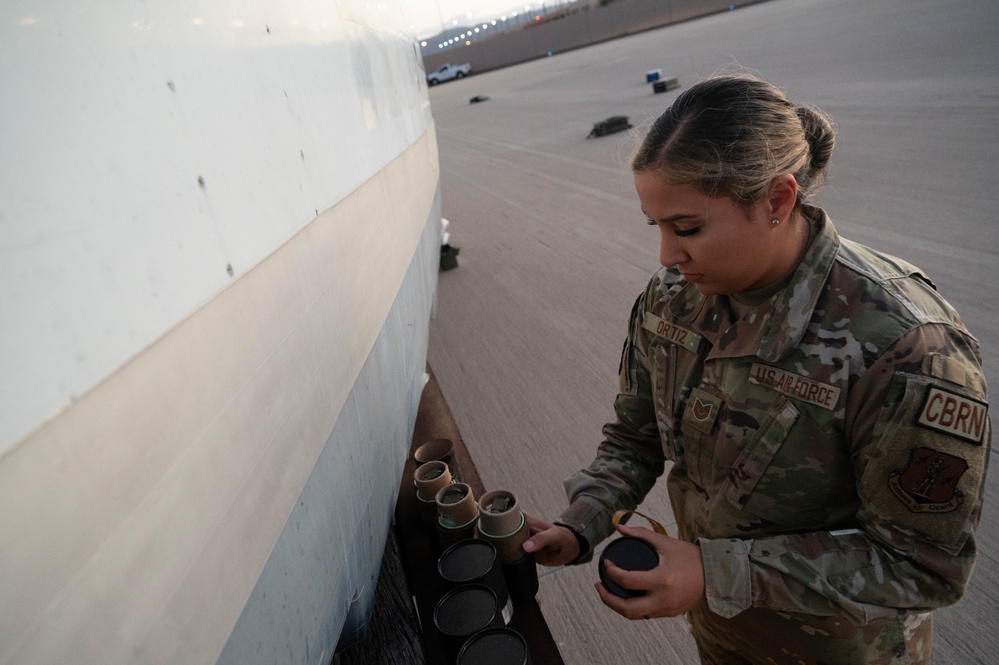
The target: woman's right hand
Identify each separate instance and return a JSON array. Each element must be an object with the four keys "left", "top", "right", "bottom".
[{"left": 522, "top": 512, "right": 581, "bottom": 566}]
